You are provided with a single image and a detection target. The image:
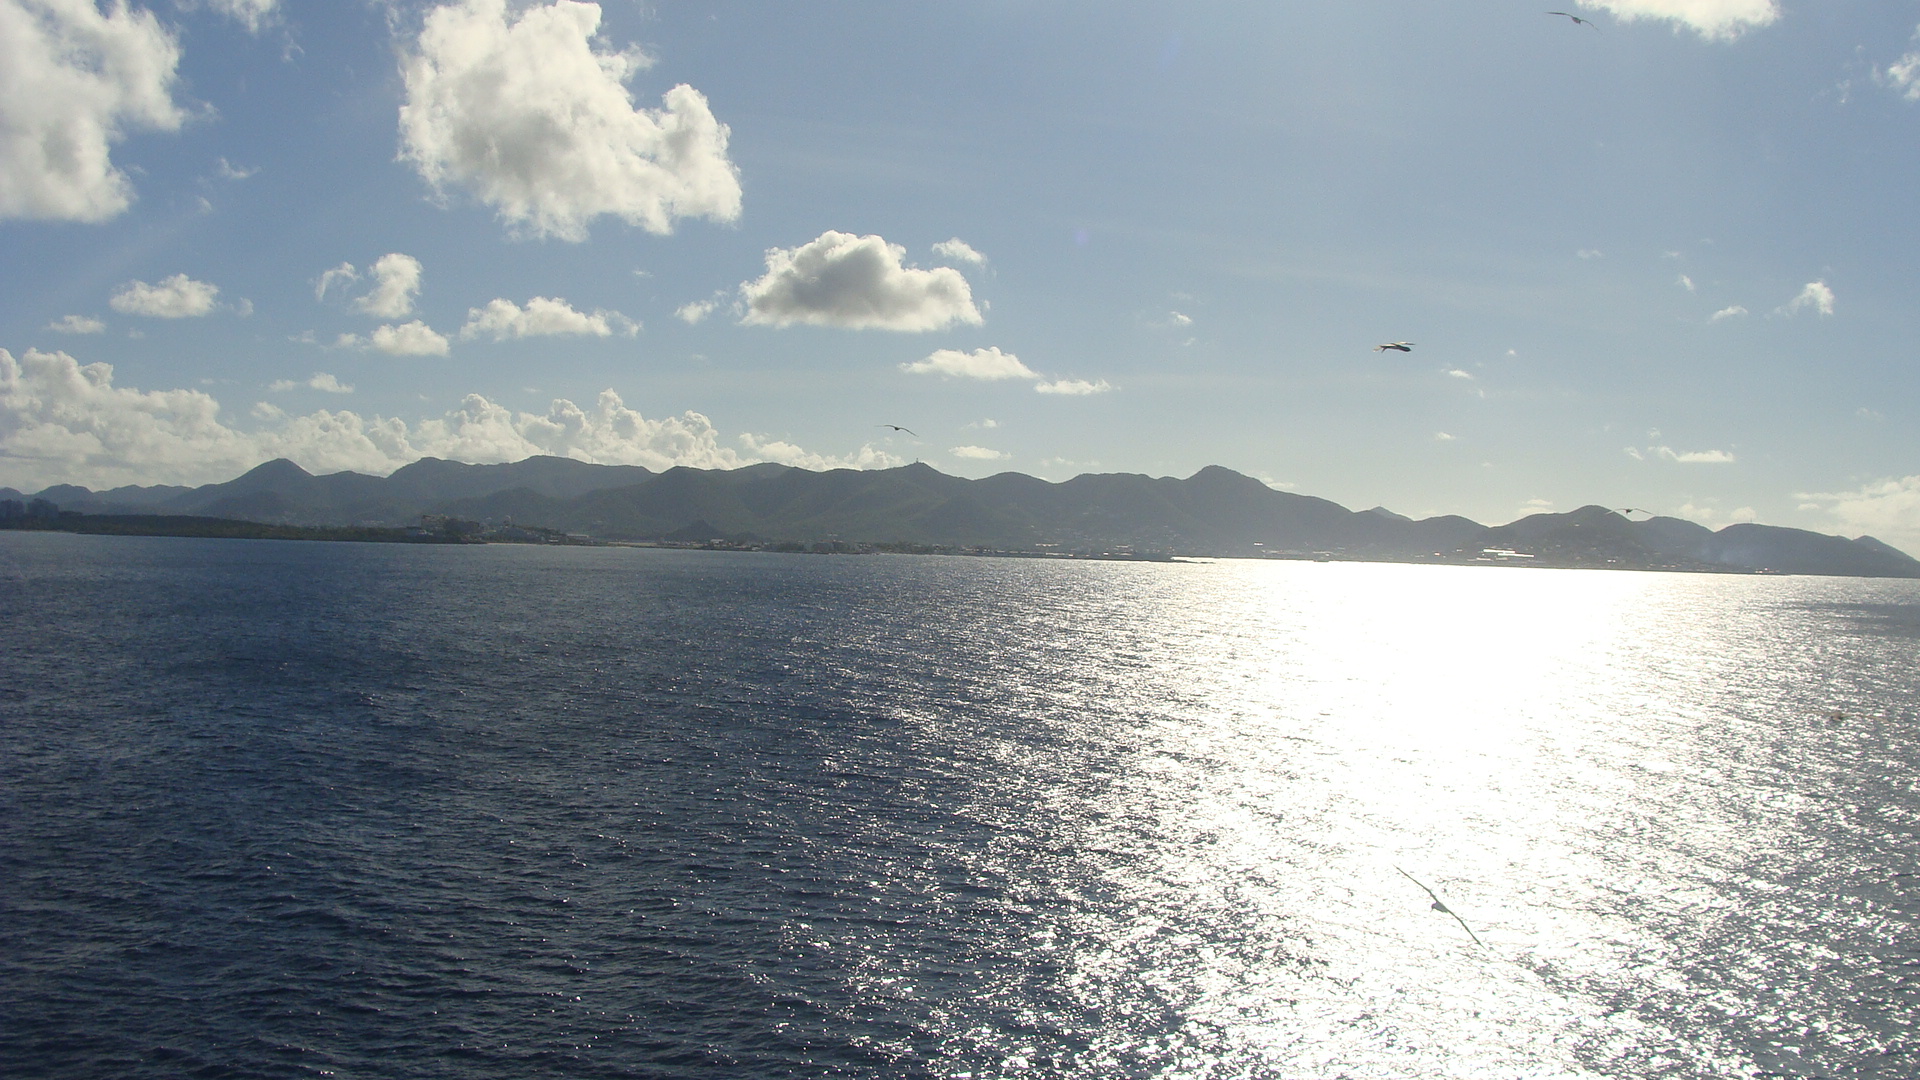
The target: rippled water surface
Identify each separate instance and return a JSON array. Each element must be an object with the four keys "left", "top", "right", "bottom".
[{"left": 3, "top": 533, "right": 1918, "bottom": 1078}]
